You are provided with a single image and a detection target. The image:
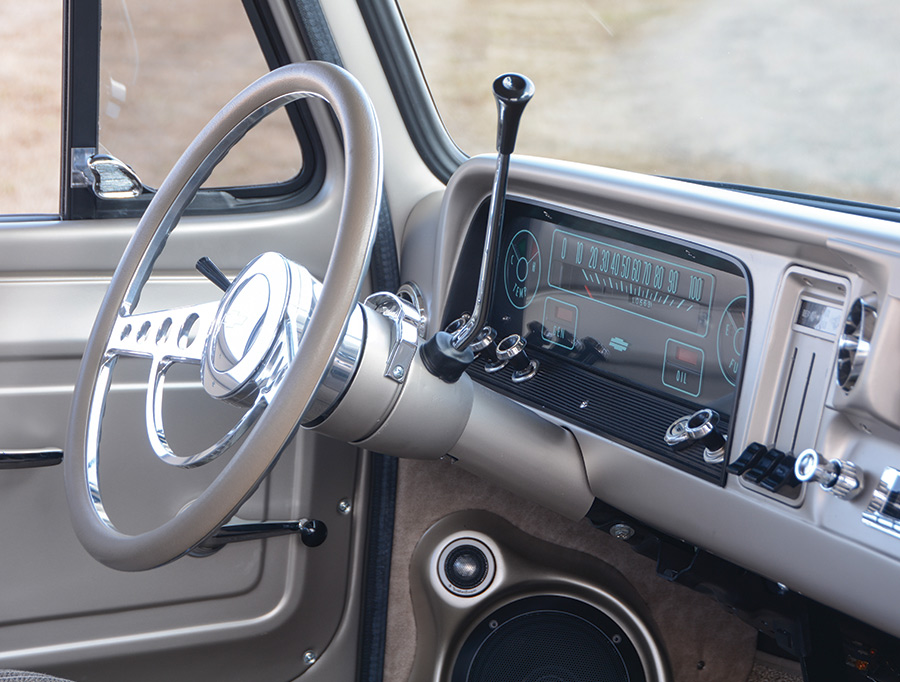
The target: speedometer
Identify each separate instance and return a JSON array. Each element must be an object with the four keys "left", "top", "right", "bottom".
[{"left": 547, "top": 229, "right": 714, "bottom": 336}]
